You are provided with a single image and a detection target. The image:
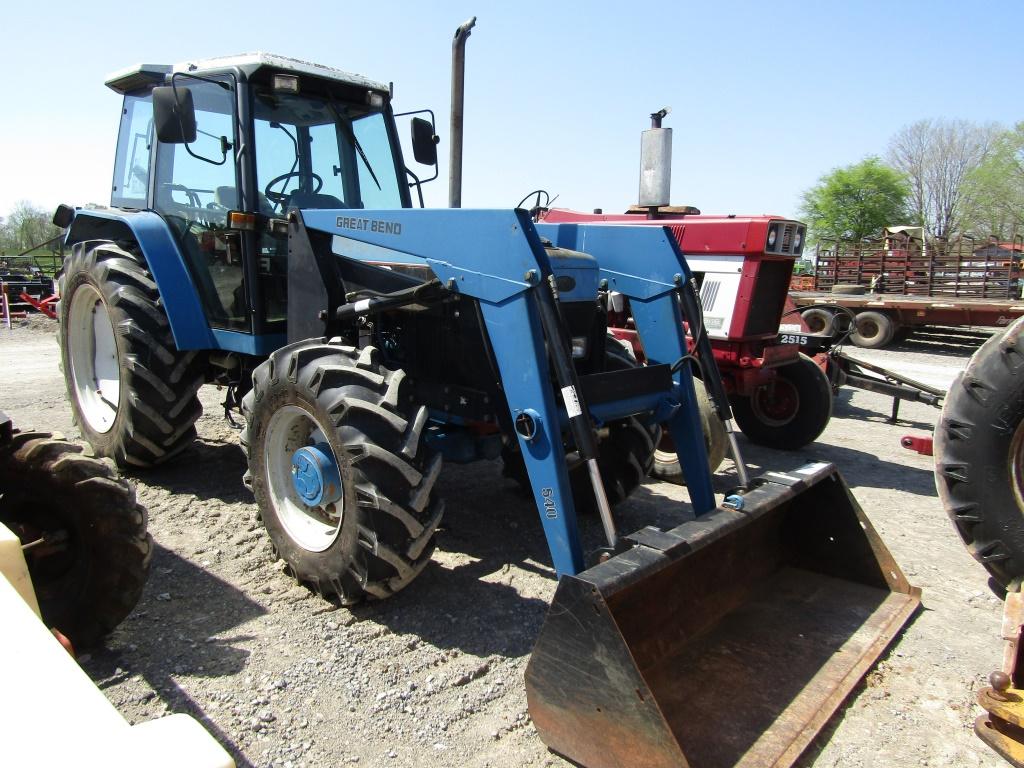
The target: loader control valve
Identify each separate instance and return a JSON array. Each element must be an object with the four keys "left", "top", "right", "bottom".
[{"left": 291, "top": 444, "right": 343, "bottom": 507}]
